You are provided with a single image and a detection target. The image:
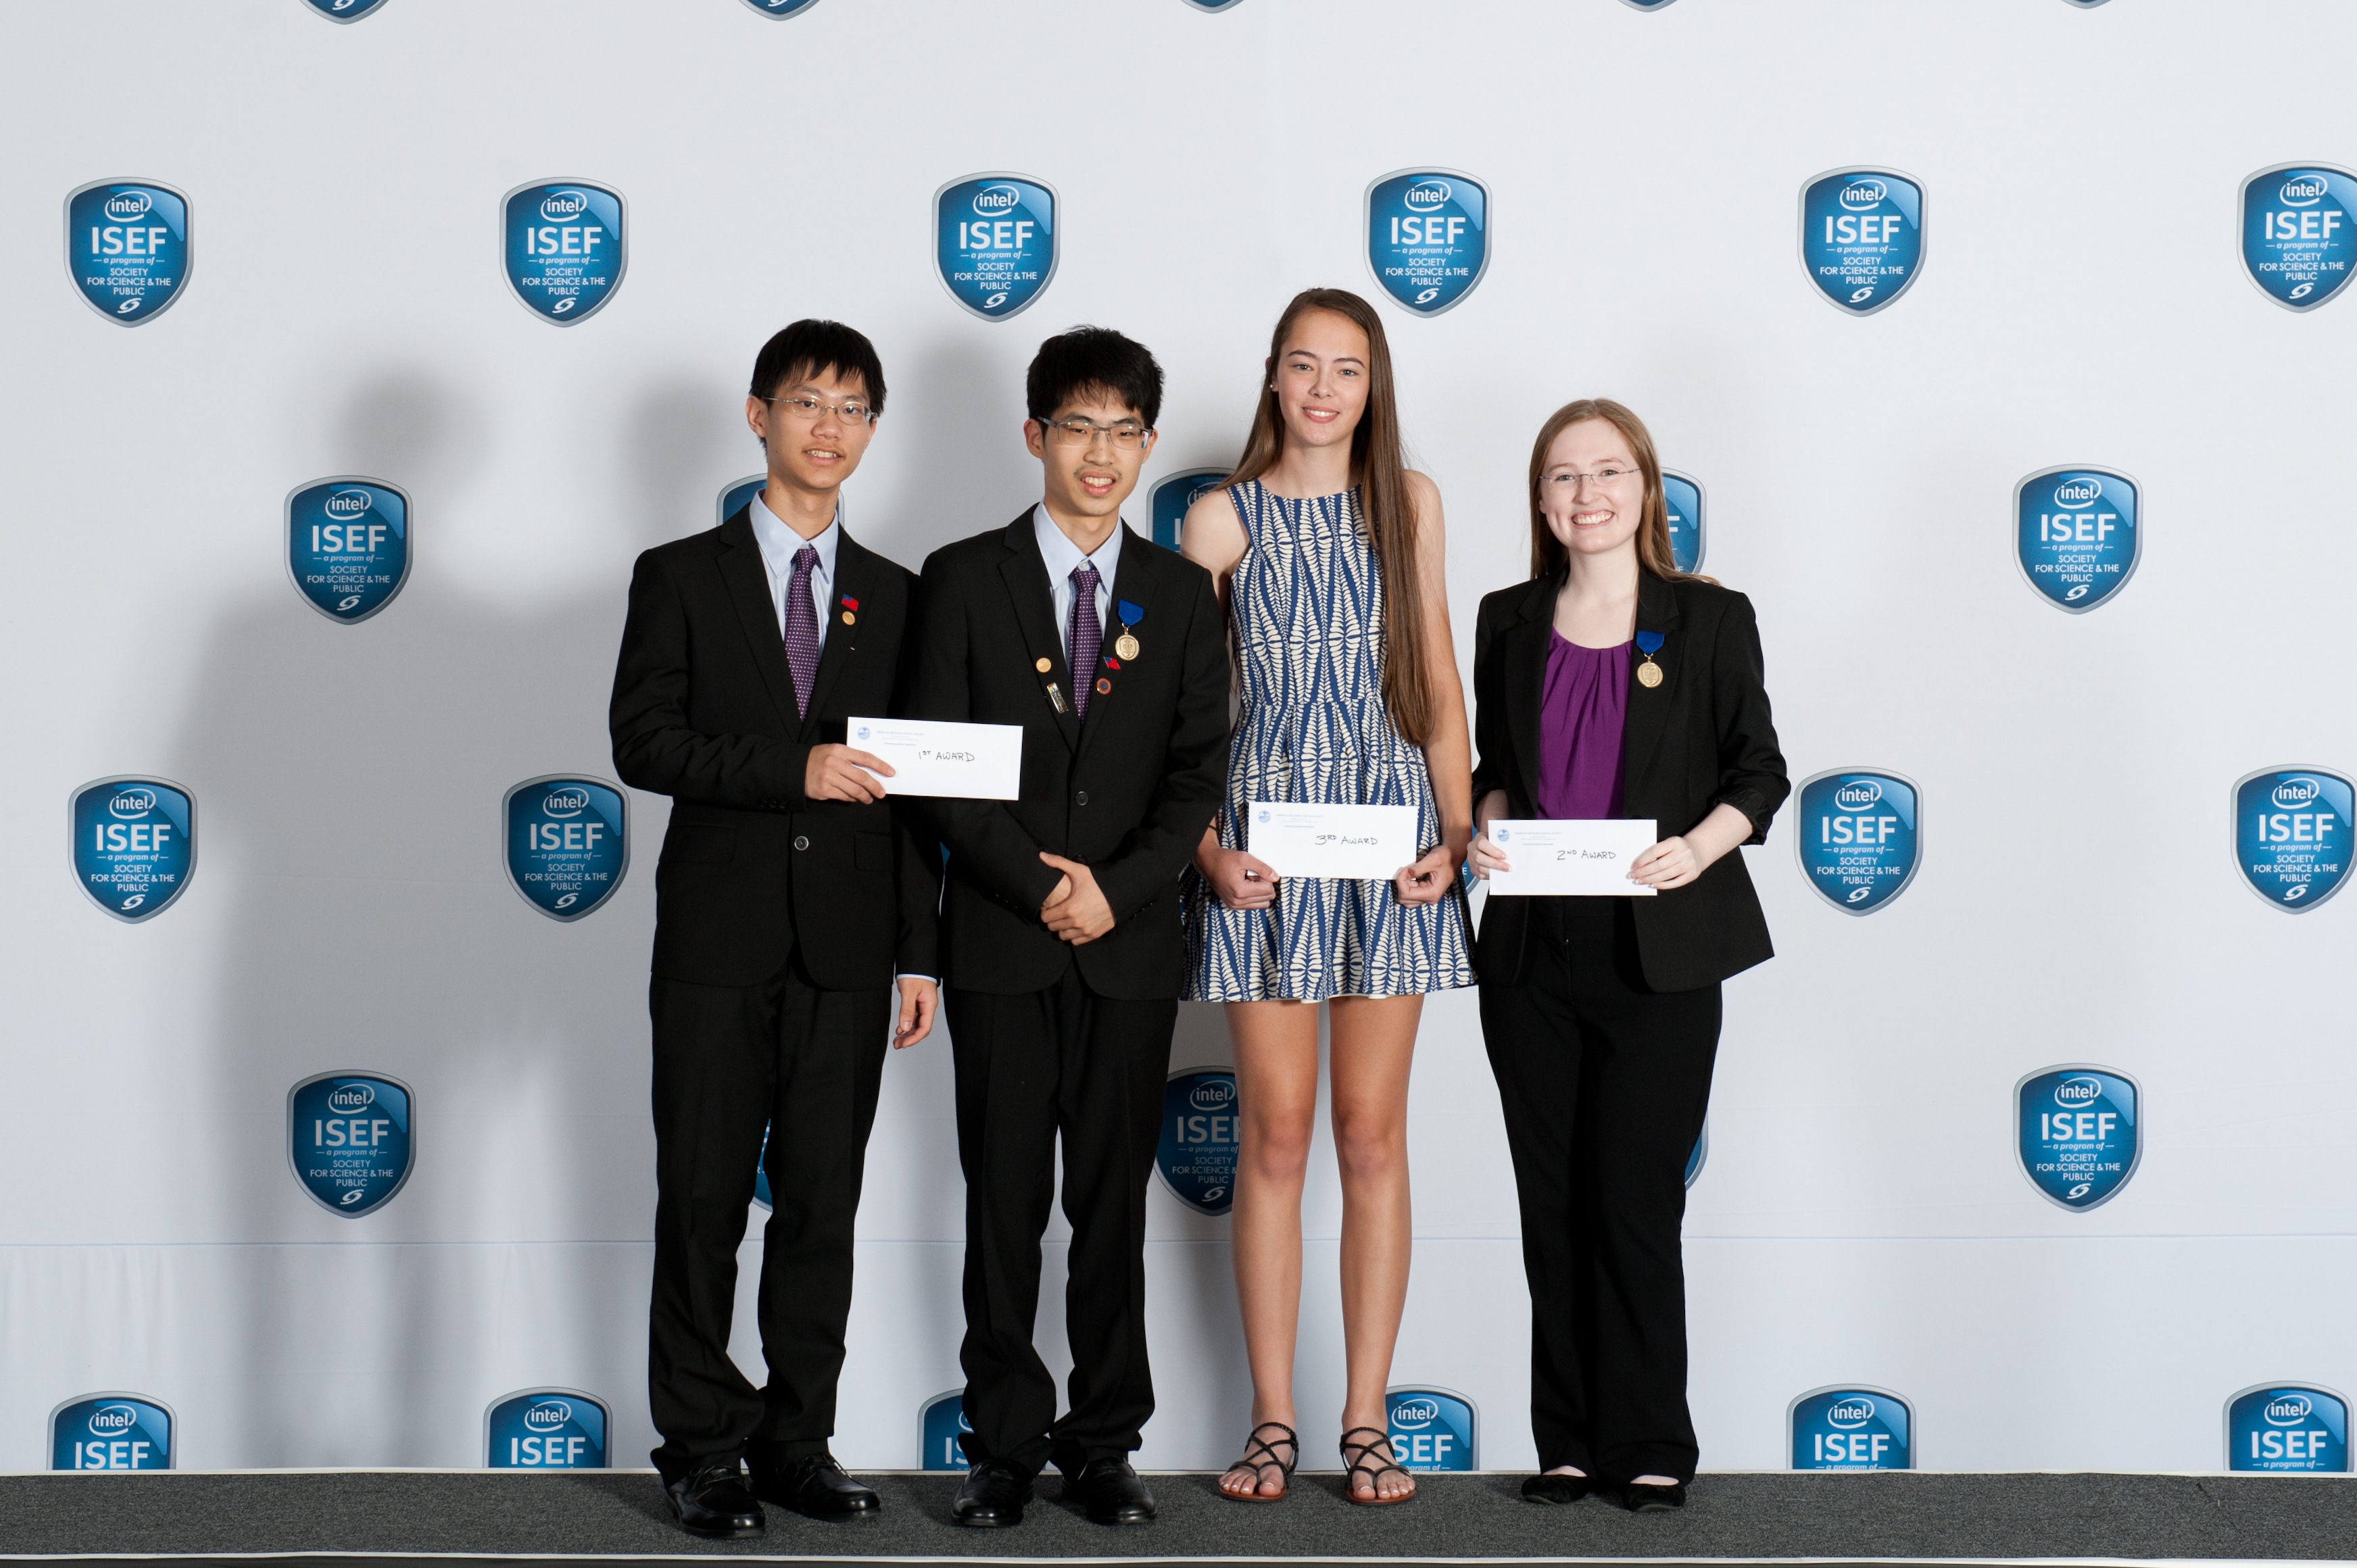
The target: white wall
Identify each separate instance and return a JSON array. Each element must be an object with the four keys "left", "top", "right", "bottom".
[{"left": 2, "top": 0, "right": 2352, "bottom": 1473}]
